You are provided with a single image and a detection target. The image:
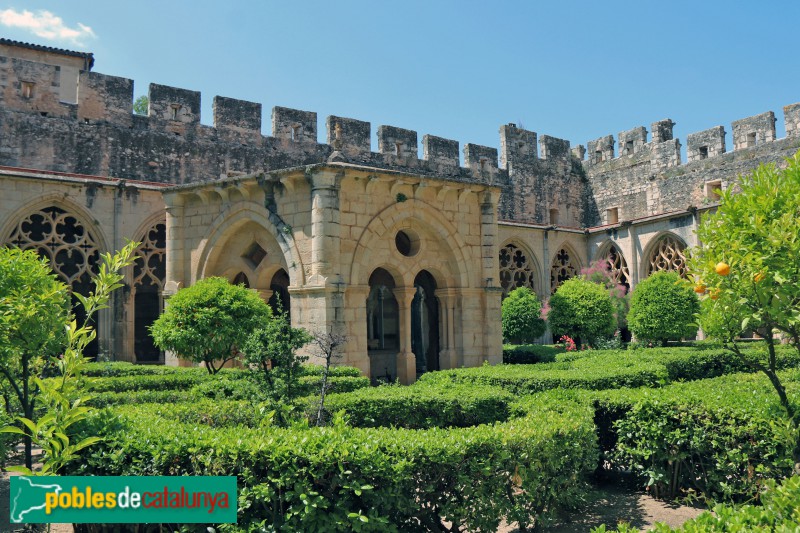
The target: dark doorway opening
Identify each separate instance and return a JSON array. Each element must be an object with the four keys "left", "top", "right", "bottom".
[
  {"left": 412, "top": 270, "right": 439, "bottom": 376},
  {"left": 269, "top": 269, "right": 291, "bottom": 318}
]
